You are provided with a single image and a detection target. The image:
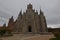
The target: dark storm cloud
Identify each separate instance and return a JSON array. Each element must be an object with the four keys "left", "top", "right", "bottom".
[{"left": 0, "top": 0, "right": 60, "bottom": 28}]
